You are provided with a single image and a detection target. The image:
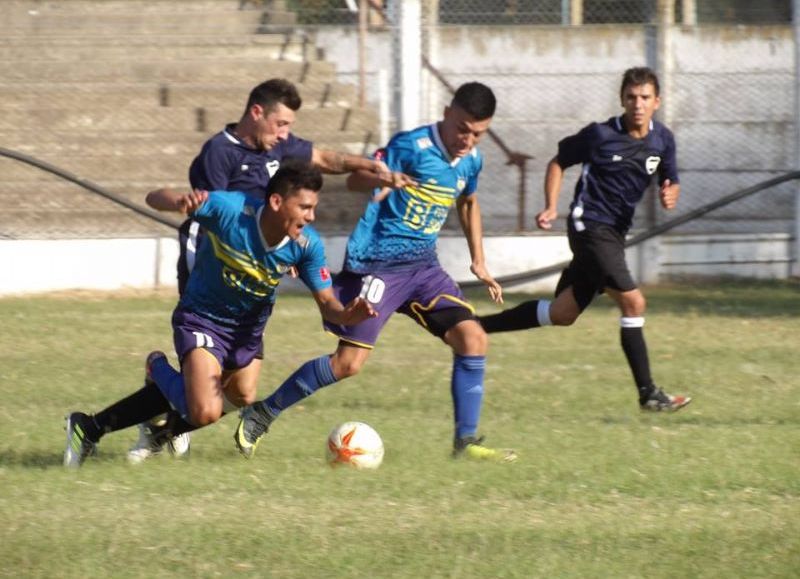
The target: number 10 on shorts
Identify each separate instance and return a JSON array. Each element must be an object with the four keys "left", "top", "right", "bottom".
[{"left": 359, "top": 275, "right": 385, "bottom": 304}]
